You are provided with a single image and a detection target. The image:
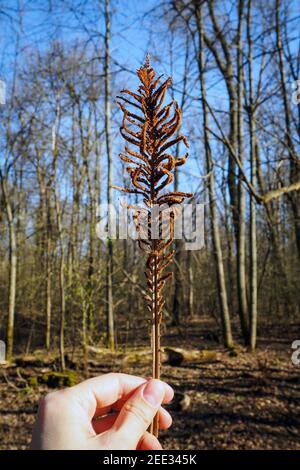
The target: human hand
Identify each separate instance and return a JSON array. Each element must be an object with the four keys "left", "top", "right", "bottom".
[{"left": 31, "top": 372, "right": 174, "bottom": 450}]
